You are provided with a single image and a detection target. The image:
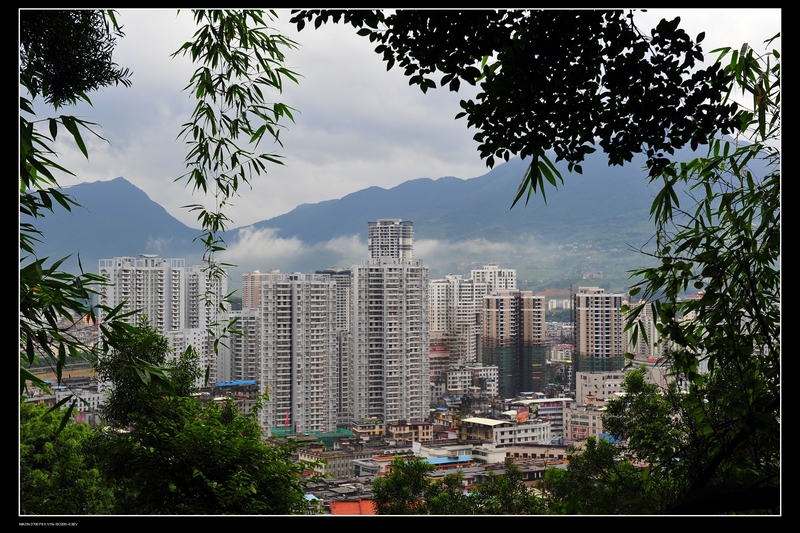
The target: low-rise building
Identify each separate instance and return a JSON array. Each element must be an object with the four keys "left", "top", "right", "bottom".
[
  {"left": 352, "top": 454, "right": 400, "bottom": 477},
  {"left": 445, "top": 365, "right": 499, "bottom": 398},
  {"left": 502, "top": 444, "right": 572, "bottom": 464},
  {"left": 459, "top": 417, "right": 552, "bottom": 447},
  {"left": 417, "top": 442, "right": 507, "bottom": 465},
  {"left": 297, "top": 448, "right": 377, "bottom": 479},
  {"left": 351, "top": 417, "right": 385, "bottom": 440},
  {"left": 564, "top": 405, "right": 605, "bottom": 441},
  {"left": 575, "top": 370, "right": 626, "bottom": 406},
  {"left": 493, "top": 419, "right": 552, "bottom": 446},
  {"left": 508, "top": 397, "right": 575, "bottom": 437},
  {"left": 575, "top": 365, "right": 672, "bottom": 406},
  {"left": 386, "top": 420, "right": 434, "bottom": 442}
]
